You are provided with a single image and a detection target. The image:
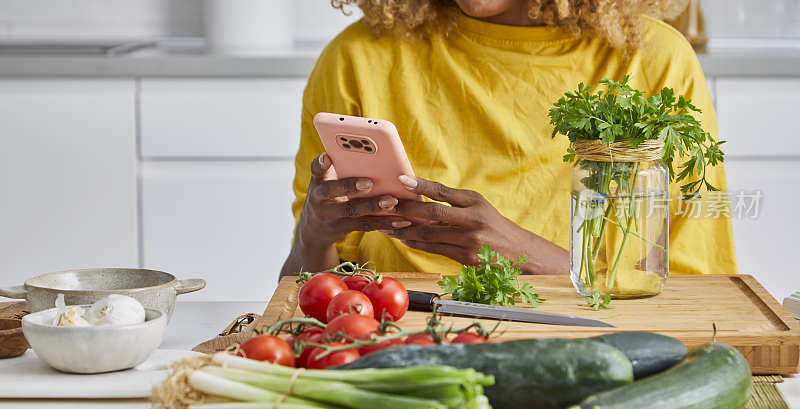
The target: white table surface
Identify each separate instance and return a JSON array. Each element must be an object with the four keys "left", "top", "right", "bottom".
[{"left": 1, "top": 301, "right": 798, "bottom": 408}]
